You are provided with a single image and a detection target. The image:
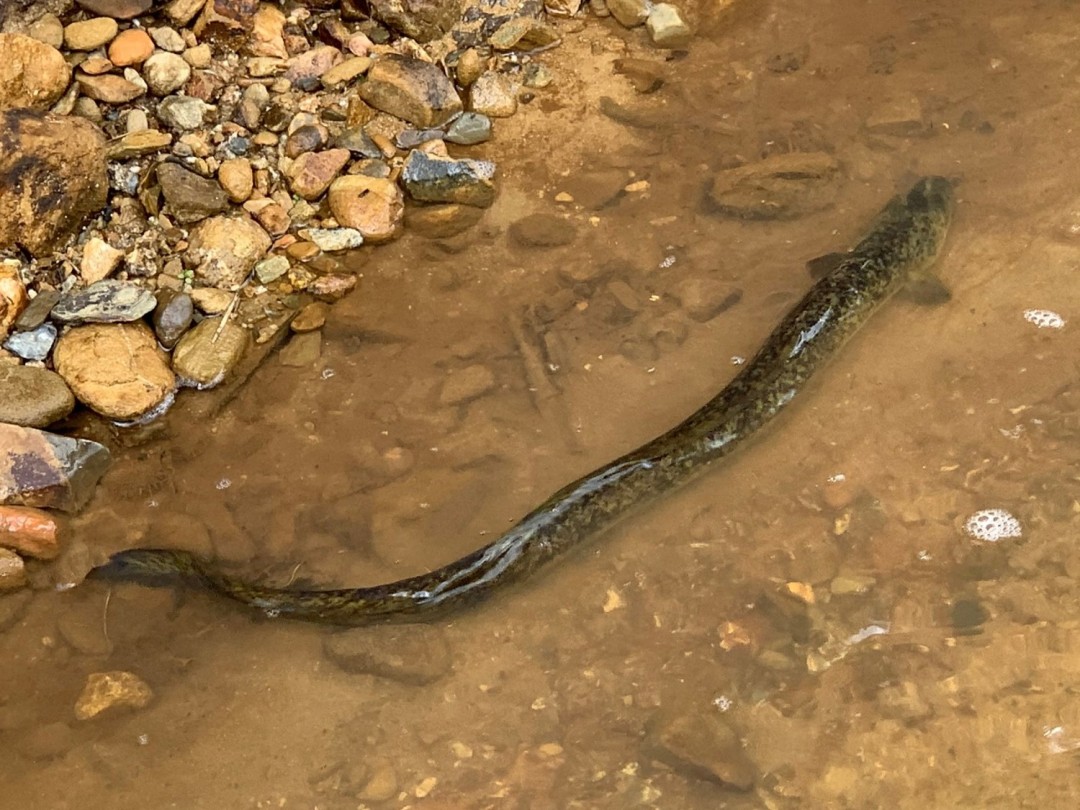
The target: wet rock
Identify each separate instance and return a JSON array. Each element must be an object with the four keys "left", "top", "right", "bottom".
[
  {"left": 217, "top": 157, "right": 253, "bottom": 202},
  {"left": 74, "top": 671, "right": 153, "bottom": 720},
  {"left": 285, "top": 45, "right": 342, "bottom": 88},
  {"left": 310, "top": 274, "right": 357, "bottom": 302},
  {"left": 57, "top": 609, "right": 111, "bottom": 655},
  {"left": 254, "top": 255, "right": 290, "bottom": 283},
  {"left": 105, "top": 128, "right": 173, "bottom": 159},
  {"left": 0, "top": 504, "right": 61, "bottom": 559},
  {"left": 445, "top": 111, "right": 492, "bottom": 145},
  {"left": 647, "top": 710, "right": 755, "bottom": 790},
  {"left": 0, "top": 262, "right": 28, "bottom": 340},
  {"left": 306, "top": 228, "right": 364, "bottom": 252},
  {"left": 320, "top": 55, "right": 372, "bottom": 89},
  {"left": 323, "top": 624, "right": 452, "bottom": 684},
  {"left": 647, "top": 3, "right": 692, "bottom": 48},
  {"left": 614, "top": 58, "right": 666, "bottom": 93},
  {"left": 252, "top": 202, "right": 291, "bottom": 236},
  {"left": 76, "top": 0, "right": 152, "bottom": 18},
  {"left": 0, "top": 34, "right": 71, "bottom": 109},
  {"left": 143, "top": 52, "right": 192, "bottom": 95},
  {"left": 16, "top": 722, "right": 75, "bottom": 761},
  {"left": 608, "top": 0, "right": 649, "bottom": 27},
  {"left": 14, "top": 290, "right": 60, "bottom": 332},
  {"left": 108, "top": 28, "right": 154, "bottom": 66},
  {"left": 76, "top": 74, "right": 145, "bottom": 104},
  {"left": 0, "top": 366, "right": 75, "bottom": 428},
  {"left": 359, "top": 54, "right": 463, "bottom": 128},
  {"left": 707, "top": 152, "right": 839, "bottom": 219},
  {"left": 236, "top": 82, "right": 269, "bottom": 129},
  {"left": 0, "top": 423, "right": 110, "bottom": 512},
  {"left": 287, "top": 148, "right": 351, "bottom": 200},
  {"left": 152, "top": 291, "right": 194, "bottom": 348},
  {"left": 52, "top": 280, "right": 156, "bottom": 324},
  {"left": 358, "top": 759, "right": 399, "bottom": 802},
  {"left": 80, "top": 238, "right": 124, "bottom": 284},
  {"left": 328, "top": 175, "right": 405, "bottom": 243},
  {"left": 673, "top": 278, "right": 741, "bottom": 322},
  {"left": 3, "top": 323, "right": 58, "bottom": 362},
  {"left": 405, "top": 203, "right": 484, "bottom": 238},
  {"left": 184, "top": 214, "right": 272, "bottom": 289},
  {"left": 0, "top": 110, "right": 108, "bottom": 257},
  {"left": 560, "top": 168, "right": 627, "bottom": 210},
  {"left": 368, "top": 0, "right": 462, "bottom": 41},
  {"left": 469, "top": 71, "right": 517, "bottom": 117},
  {"left": 64, "top": 17, "right": 119, "bottom": 51},
  {"left": 291, "top": 302, "right": 329, "bottom": 332},
  {"left": 877, "top": 681, "right": 933, "bottom": 720},
  {"left": 157, "top": 95, "right": 214, "bottom": 130},
  {"left": 401, "top": 149, "right": 496, "bottom": 207},
  {"left": 157, "top": 162, "right": 230, "bottom": 223},
  {"left": 510, "top": 213, "right": 577, "bottom": 247},
  {"left": 172, "top": 316, "right": 250, "bottom": 388},
  {"left": 279, "top": 331, "right": 321, "bottom": 366},
  {"left": 489, "top": 16, "right": 559, "bottom": 50},
  {"left": 439, "top": 364, "right": 496, "bottom": 405},
  {"left": 0, "top": 548, "right": 28, "bottom": 591},
  {"left": 333, "top": 125, "right": 382, "bottom": 157},
  {"left": 189, "top": 287, "right": 232, "bottom": 314},
  {"left": 866, "top": 95, "right": 927, "bottom": 137},
  {"left": 54, "top": 323, "right": 175, "bottom": 420}
]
